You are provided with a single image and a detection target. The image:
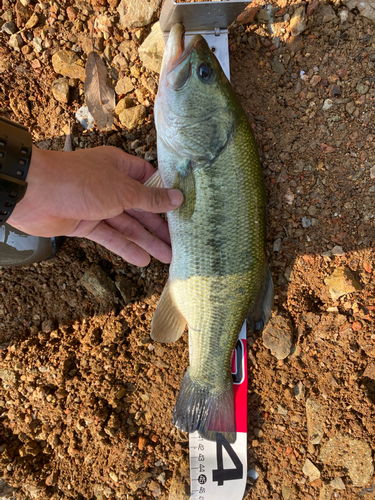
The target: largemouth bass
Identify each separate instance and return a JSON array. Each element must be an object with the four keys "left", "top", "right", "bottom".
[{"left": 151, "top": 24, "right": 273, "bottom": 443}]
